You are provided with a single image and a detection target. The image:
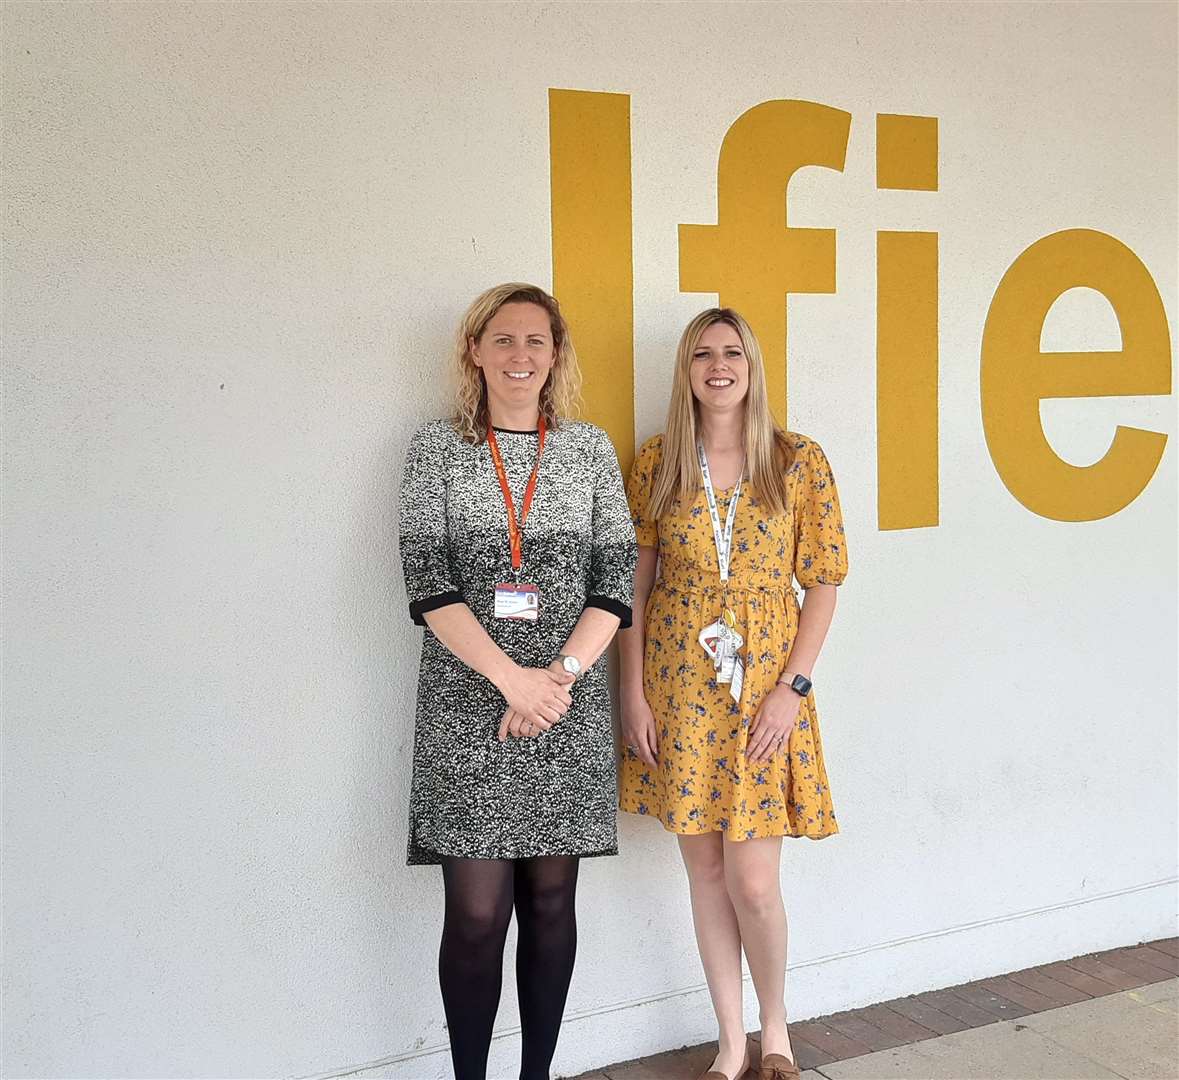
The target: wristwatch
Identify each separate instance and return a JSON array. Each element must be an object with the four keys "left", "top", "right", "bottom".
[
  {"left": 557, "top": 654, "right": 582, "bottom": 679},
  {"left": 779, "top": 672, "right": 812, "bottom": 697}
]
